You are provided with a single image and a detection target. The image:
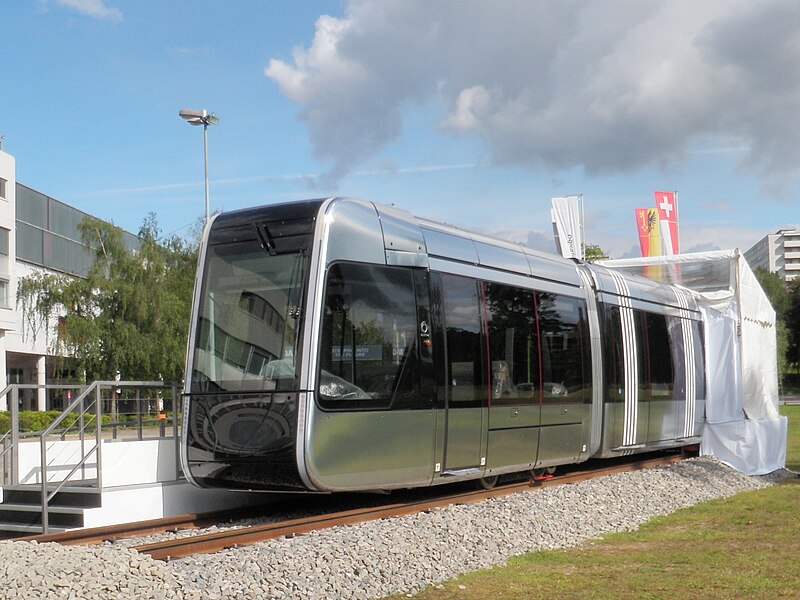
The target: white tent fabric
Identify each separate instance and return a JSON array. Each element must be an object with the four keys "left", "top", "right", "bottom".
[
  {"left": 701, "top": 304, "right": 741, "bottom": 423},
  {"left": 600, "top": 249, "right": 787, "bottom": 475}
]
